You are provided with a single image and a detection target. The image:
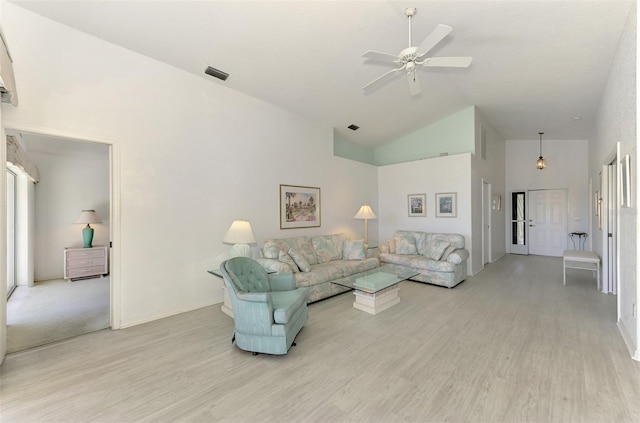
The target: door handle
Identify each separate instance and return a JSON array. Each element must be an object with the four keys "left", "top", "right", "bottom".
[{"left": 529, "top": 225, "right": 535, "bottom": 227}]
